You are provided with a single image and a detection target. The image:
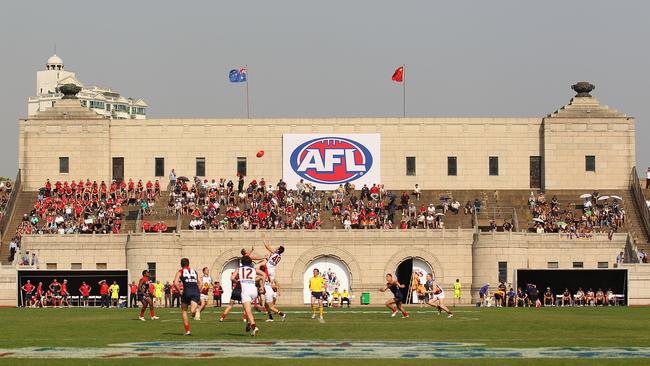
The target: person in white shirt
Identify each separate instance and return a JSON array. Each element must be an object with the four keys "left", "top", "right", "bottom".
[
  {"left": 646, "top": 167, "right": 650, "bottom": 189},
  {"left": 413, "top": 184, "right": 421, "bottom": 201}
]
